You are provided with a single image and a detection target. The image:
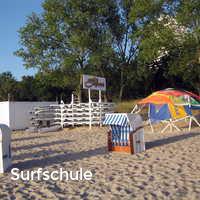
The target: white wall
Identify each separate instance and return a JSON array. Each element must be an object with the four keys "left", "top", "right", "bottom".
[
  {"left": 0, "top": 102, "right": 10, "bottom": 127},
  {"left": 0, "top": 101, "right": 57, "bottom": 130}
]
